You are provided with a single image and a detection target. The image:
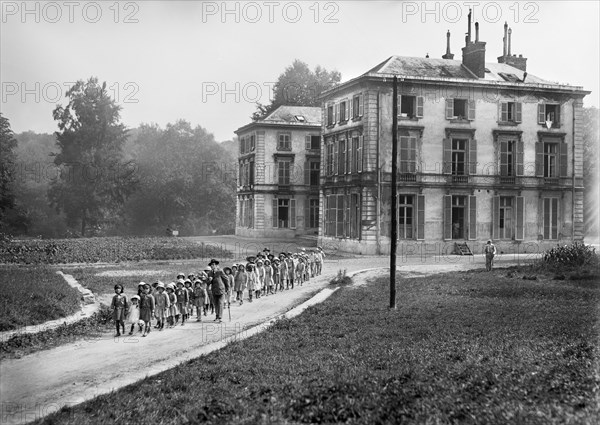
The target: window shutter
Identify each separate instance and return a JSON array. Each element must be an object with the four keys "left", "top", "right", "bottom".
[
  {"left": 399, "top": 136, "right": 409, "bottom": 173},
  {"left": 515, "top": 102, "right": 522, "bottom": 122},
  {"left": 344, "top": 195, "right": 350, "bottom": 237},
  {"left": 272, "top": 199, "right": 278, "bottom": 228},
  {"left": 359, "top": 93, "right": 364, "bottom": 117},
  {"left": 409, "top": 137, "right": 417, "bottom": 173},
  {"left": 334, "top": 103, "right": 339, "bottom": 124},
  {"left": 349, "top": 96, "right": 354, "bottom": 119},
  {"left": 345, "top": 99, "right": 349, "bottom": 121},
  {"left": 334, "top": 139, "right": 339, "bottom": 175},
  {"left": 445, "top": 98, "right": 453, "bottom": 119},
  {"left": 357, "top": 135, "right": 363, "bottom": 173},
  {"left": 516, "top": 140, "right": 524, "bottom": 176},
  {"left": 324, "top": 195, "right": 329, "bottom": 235},
  {"left": 535, "top": 142, "right": 544, "bottom": 177},
  {"left": 468, "top": 99, "right": 476, "bottom": 120},
  {"left": 492, "top": 196, "right": 500, "bottom": 240},
  {"left": 515, "top": 196, "right": 524, "bottom": 240},
  {"left": 443, "top": 195, "right": 452, "bottom": 240},
  {"left": 443, "top": 138, "right": 452, "bottom": 174},
  {"left": 500, "top": 102, "right": 508, "bottom": 122},
  {"left": 251, "top": 135, "right": 255, "bottom": 151},
  {"left": 249, "top": 161, "right": 255, "bottom": 185},
  {"left": 469, "top": 139, "right": 477, "bottom": 175},
  {"left": 416, "top": 96, "right": 424, "bottom": 118},
  {"left": 304, "top": 198, "right": 310, "bottom": 229},
  {"left": 304, "top": 161, "right": 309, "bottom": 185},
  {"left": 500, "top": 140, "right": 508, "bottom": 176},
  {"left": 290, "top": 199, "right": 296, "bottom": 229},
  {"left": 537, "top": 104, "right": 545, "bottom": 124},
  {"left": 559, "top": 142, "right": 568, "bottom": 177},
  {"left": 274, "top": 161, "right": 278, "bottom": 184},
  {"left": 416, "top": 194, "right": 425, "bottom": 240},
  {"left": 305, "top": 135, "right": 310, "bottom": 150},
  {"left": 556, "top": 104, "right": 561, "bottom": 126},
  {"left": 468, "top": 195, "right": 477, "bottom": 240},
  {"left": 397, "top": 94, "right": 402, "bottom": 115}
]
